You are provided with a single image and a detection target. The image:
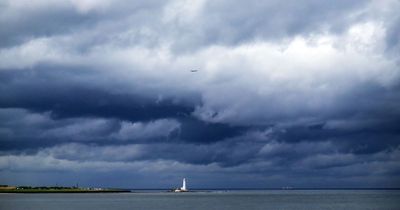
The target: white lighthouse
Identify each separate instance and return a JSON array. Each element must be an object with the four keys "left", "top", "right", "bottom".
[
  {"left": 174, "top": 178, "right": 188, "bottom": 192},
  {"left": 181, "top": 178, "right": 187, "bottom": 191}
]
